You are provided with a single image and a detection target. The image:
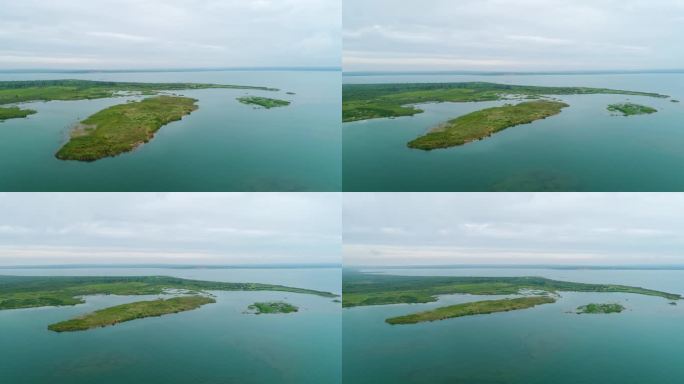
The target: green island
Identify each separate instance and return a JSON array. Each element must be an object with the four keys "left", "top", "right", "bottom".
[
  {"left": 0, "top": 275, "right": 336, "bottom": 311},
  {"left": 342, "top": 82, "right": 669, "bottom": 123},
  {"left": 47, "top": 296, "right": 215, "bottom": 332},
  {"left": 247, "top": 301, "right": 298, "bottom": 314},
  {"left": 671, "top": 99, "right": 680, "bottom": 103},
  {"left": 0, "top": 79, "right": 276, "bottom": 106},
  {"left": 0, "top": 106, "right": 37, "bottom": 121},
  {"left": 343, "top": 271, "right": 680, "bottom": 324},
  {"left": 576, "top": 303, "right": 625, "bottom": 314},
  {"left": 55, "top": 96, "right": 197, "bottom": 161},
  {"left": 237, "top": 96, "right": 291, "bottom": 109},
  {"left": 407, "top": 100, "right": 568, "bottom": 150},
  {"left": 386, "top": 296, "right": 556, "bottom": 325},
  {"left": 607, "top": 103, "right": 657, "bottom": 116}
]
